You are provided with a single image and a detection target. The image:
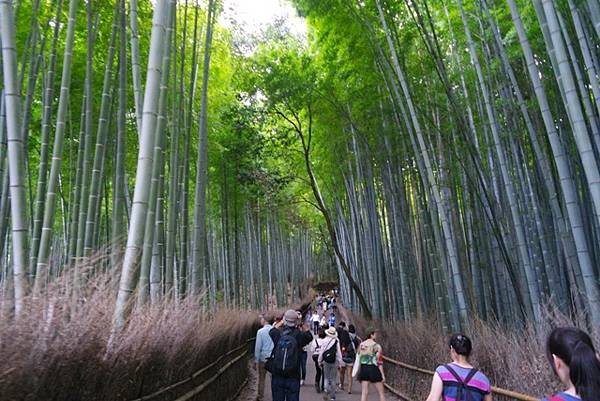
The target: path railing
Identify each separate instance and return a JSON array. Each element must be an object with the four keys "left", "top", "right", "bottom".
[
  {"left": 382, "top": 356, "right": 539, "bottom": 401},
  {"left": 130, "top": 338, "right": 255, "bottom": 401}
]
